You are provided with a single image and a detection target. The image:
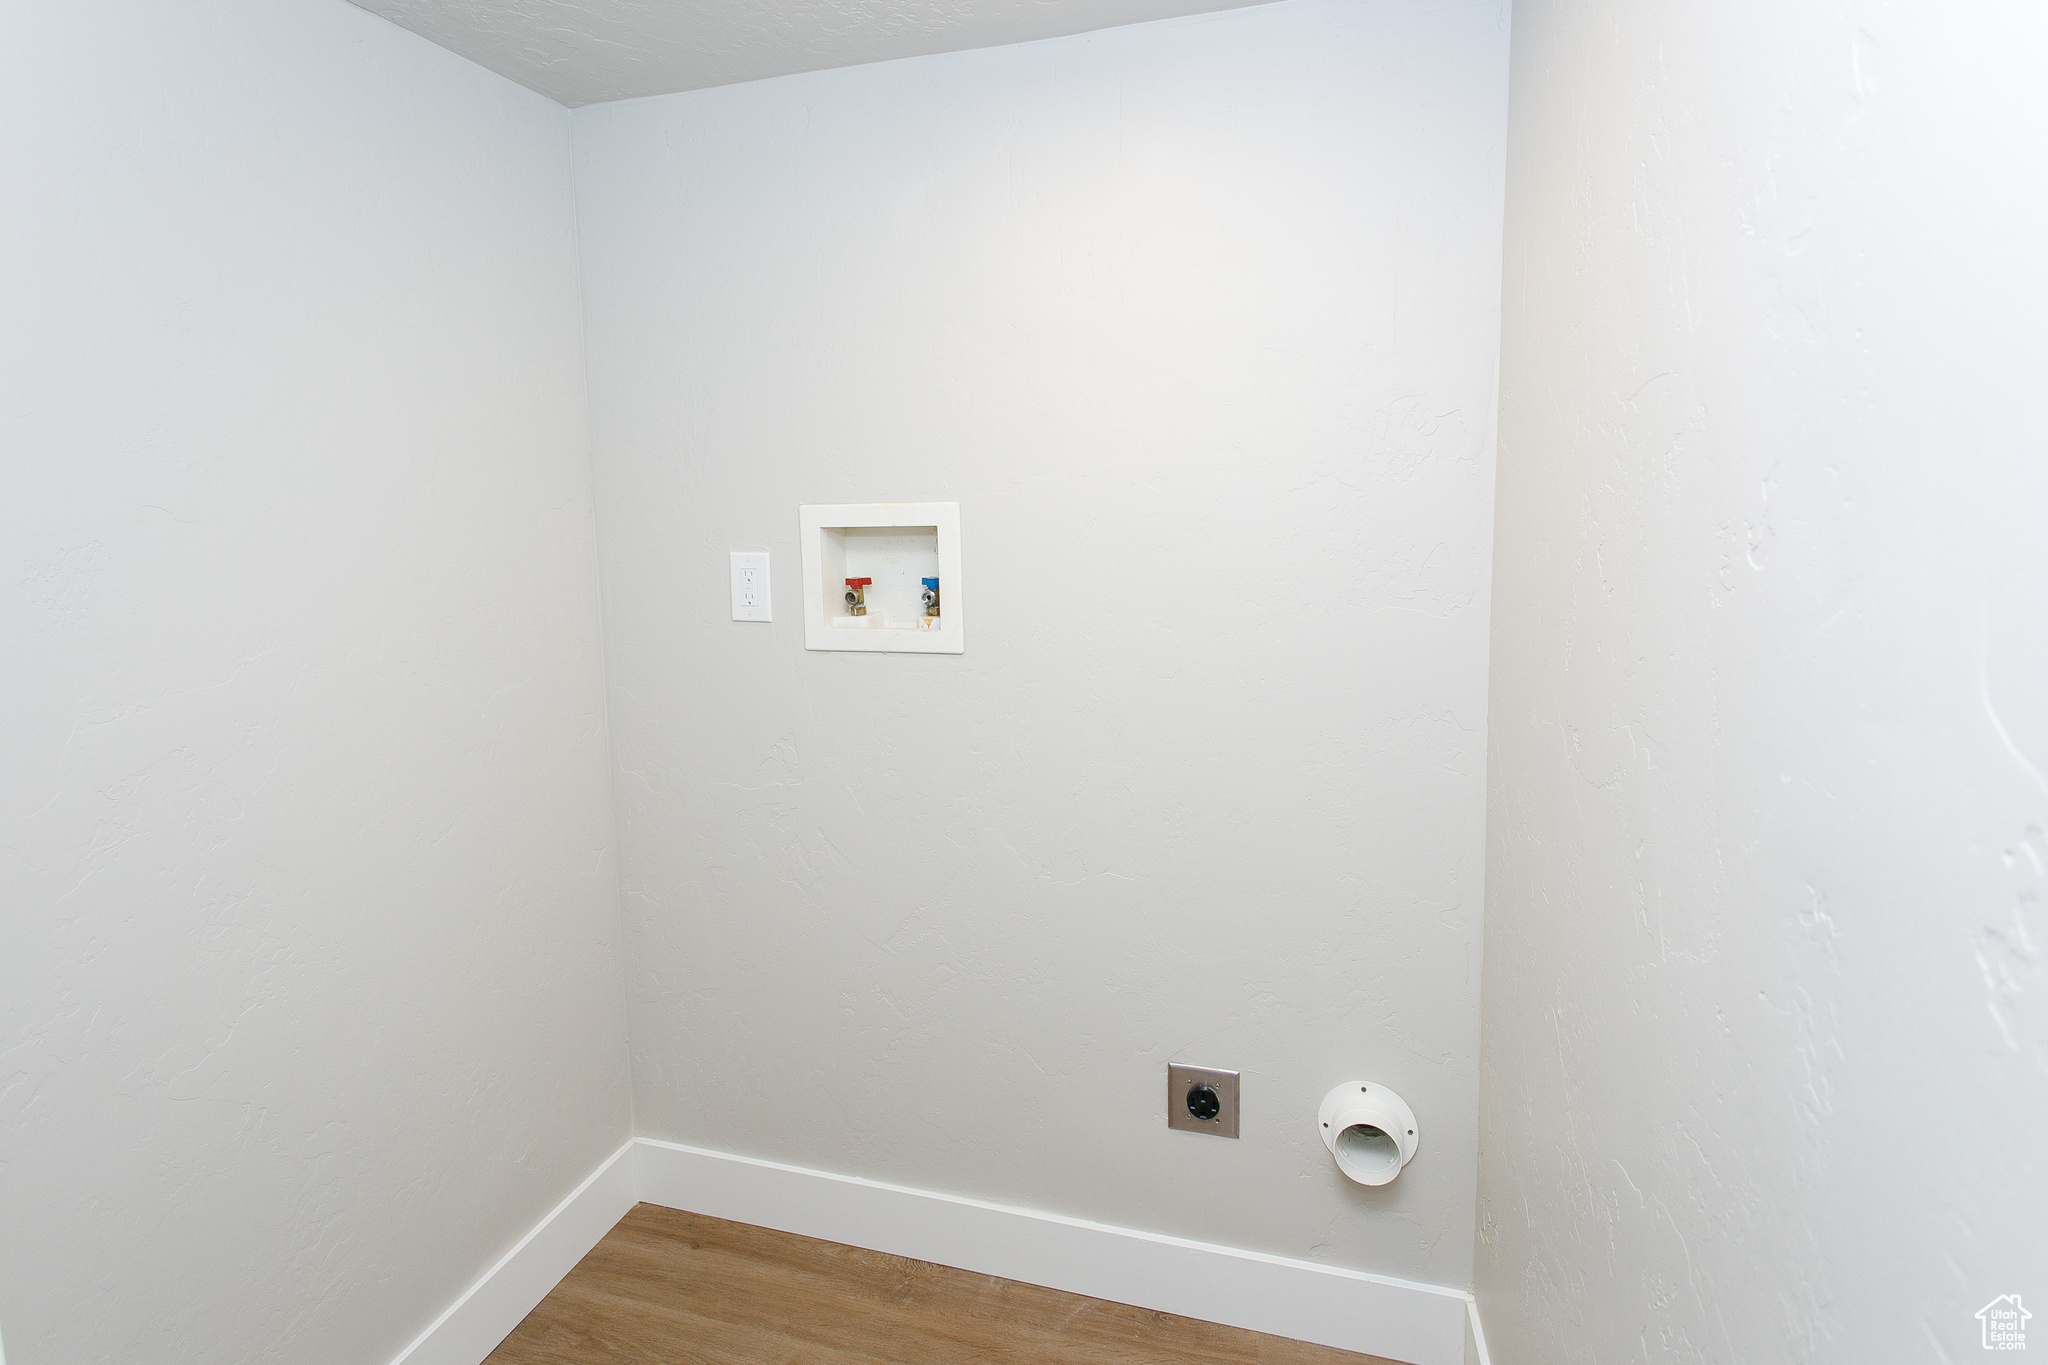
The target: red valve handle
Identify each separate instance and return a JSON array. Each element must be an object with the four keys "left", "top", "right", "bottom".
[{"left": 844, "top": 578, "right": 872, "bottom": 588}]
